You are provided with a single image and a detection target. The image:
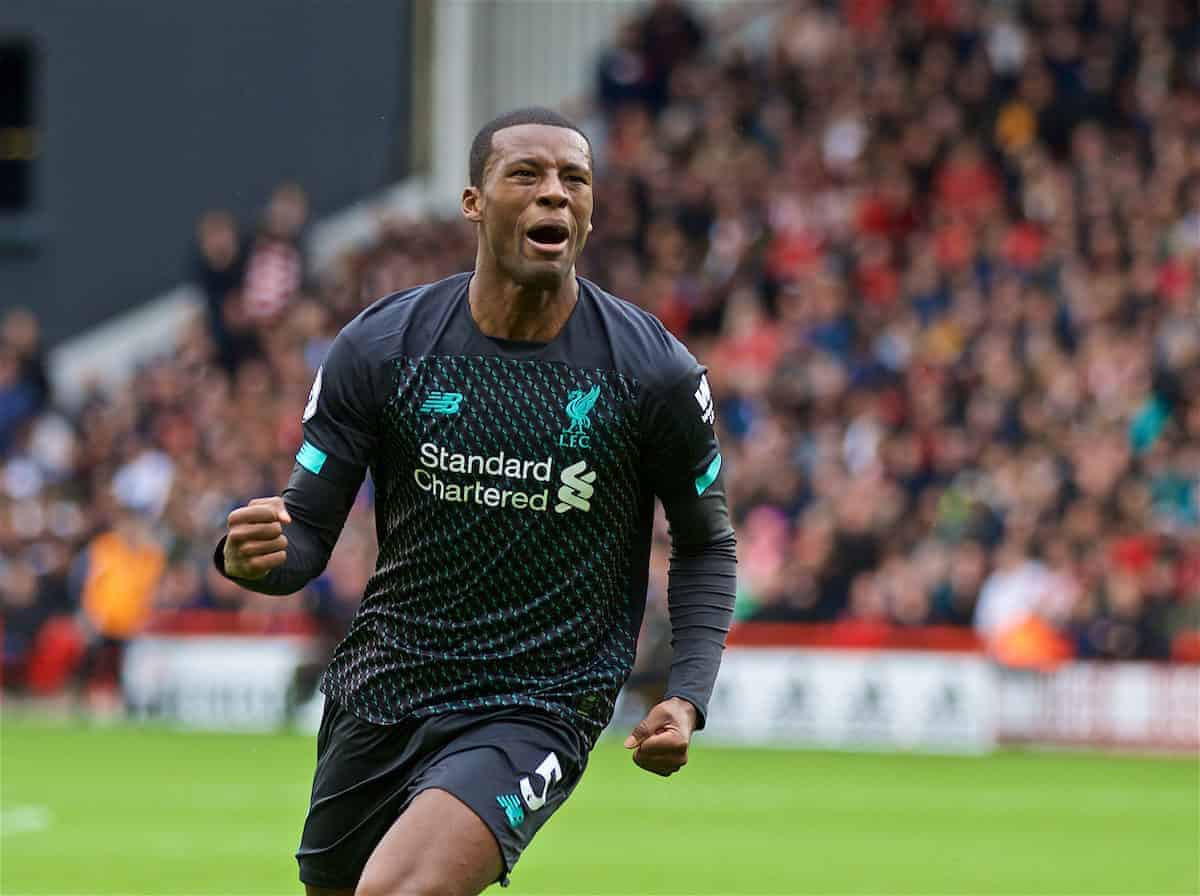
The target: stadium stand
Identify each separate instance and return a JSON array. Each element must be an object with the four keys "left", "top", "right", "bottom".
[{"left": 3, "top": 0, "right": 1199, "bottom": 698}]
